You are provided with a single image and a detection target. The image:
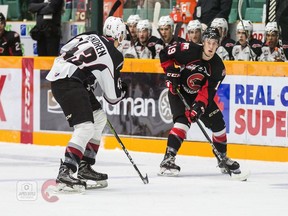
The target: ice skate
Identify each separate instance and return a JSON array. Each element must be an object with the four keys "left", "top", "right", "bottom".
[
  {"left": 218, "top": 156, "right": 241, "bottom": 174},
  {"left": 55, "top": 160, "right": 86, "bottom": 193},
  {"left": 77, "top": 160, "right": 108, "bottom": 189},
  {"left": 215, "top": 153, "right": 250, "bottom": 181},
  {"left": 158, "top": 153, "right": 181, "bottom": 177}
]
